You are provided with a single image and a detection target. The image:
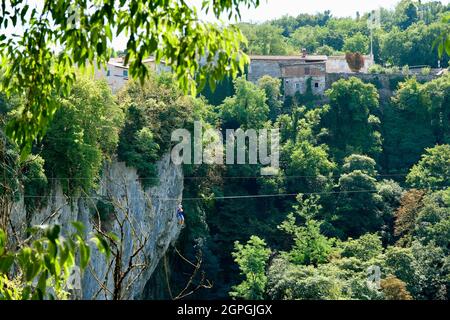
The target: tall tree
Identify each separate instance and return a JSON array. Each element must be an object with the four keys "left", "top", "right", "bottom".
[
  {"left": 407, "top": 144, "right": 450, "bottom": 189},
  {"left": 238, "top": 22, "right": 293, "bottom": 55},
  {"left": 42, "top": 75, "right": 123, "bottom": 194},
  {"left": 343, "top": 32, "right": 369, "bottom": 54},
  {"left": 0, "top": 0, "right": 258, "bottom": 155},
  {"left": 230, "top": 236, "right": 271, "bottom": 300},
  {"left": 321, "top": 77, "right": 382, "bottom": 161},
  {"left": 383, "top": 78, "right": 435, "bottom": 173},
  {"left": 257, "top": 76, "right": 283, "bottom": 122},
  {"left": 395, "top": 0, "right": 419, "bottom": 30},
  {"left": 279, "top": 196, "right": 333, "bottom": 266},
  {"left": 332, "top": 155, "right": 384, "bottom": 237},
  {"left": 219, "top": 77, "right": 269, "bottom": 130}
]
